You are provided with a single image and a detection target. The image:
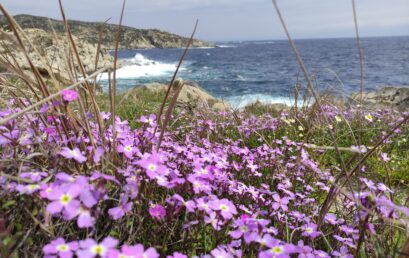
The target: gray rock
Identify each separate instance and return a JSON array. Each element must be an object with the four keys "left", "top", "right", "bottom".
[
  {"left": 351, "top": 86, "right": 409, "bottom": 110},
  {"left": 140, "top": 81, "right": 230, "bottom": 111},
  {"left": 0, "top": 28, "right": 113, "bottom": 81}
]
